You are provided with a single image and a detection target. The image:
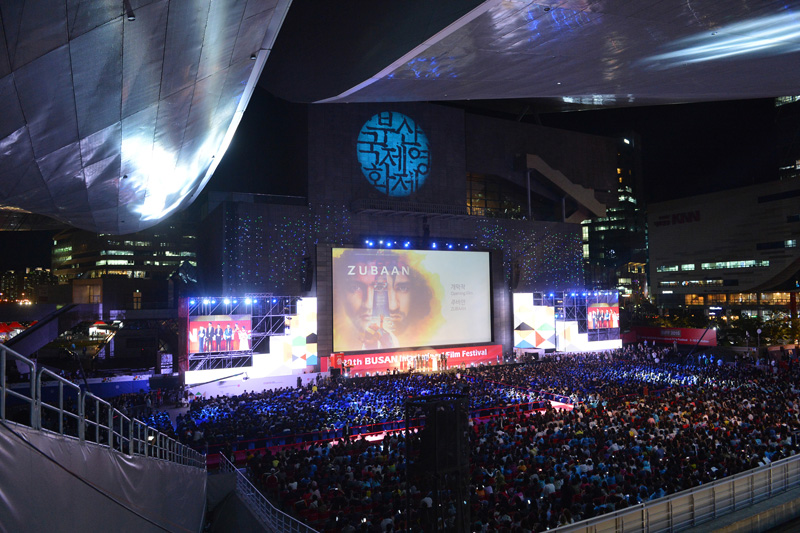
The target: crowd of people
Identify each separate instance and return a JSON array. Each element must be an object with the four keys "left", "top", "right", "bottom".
[
  {"left": 241, "top": 349, "right": 799, "bottom": 531},
  {"left": 147, "top": 345, "right": 800, "bottom": 532},
  {"left": 176, "top": 371, "right": 549, "bottom": 450}
]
